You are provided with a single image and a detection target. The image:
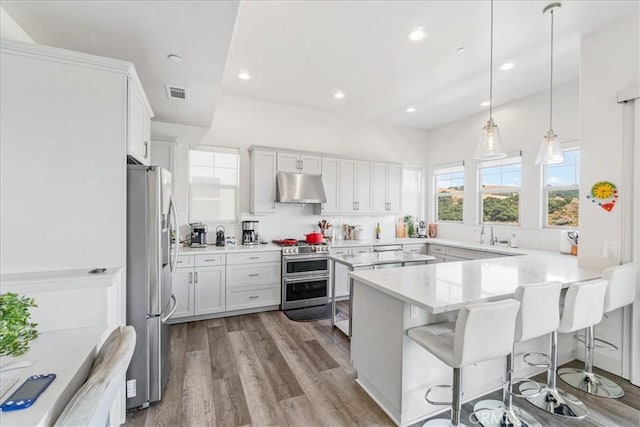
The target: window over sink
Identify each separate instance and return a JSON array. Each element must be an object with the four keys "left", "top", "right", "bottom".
[{"left": 188, "top": 146, "right": 239, "bottom": 224}]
